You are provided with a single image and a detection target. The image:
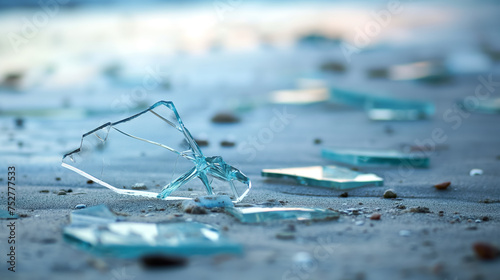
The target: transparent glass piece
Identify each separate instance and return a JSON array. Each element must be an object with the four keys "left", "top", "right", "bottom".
[
  {"left": 226, "top": 207, "right": 339, "bottom": 223},
  {"left": 70, "top": 204, "right": 118, "bottom": 226},
  {"left": 458, "top": 98, "right": 500, "bottom": 114},
  {"left": 330, "top": 88, "right": 435, "bottom": 120},
  {"left": 261, "top": 165, "right": 383, "bottom": 190},
  {"left": 62, "top": 101, "right": 251, "bottom": 203},
  {"left": 0, "top": 210, "right": 18, "bottom": 219},
  {"left": 322, "top": 148, "right": 429, "bottom": 168},
  {"left": 270, "top": 88, "right": 329, "bottom": 105},
  {"left": 64, "top": 206, "right": 241, "bottom": 258}
]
